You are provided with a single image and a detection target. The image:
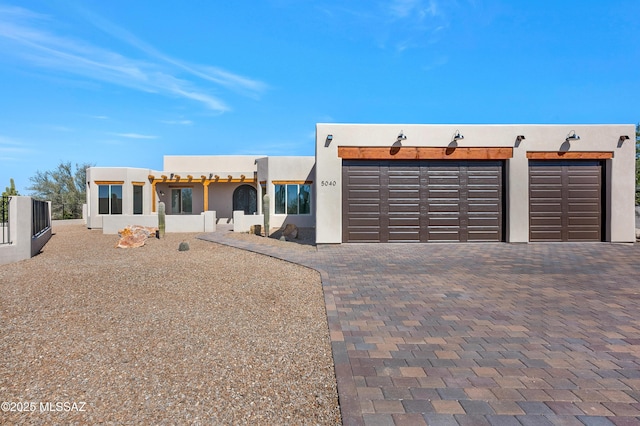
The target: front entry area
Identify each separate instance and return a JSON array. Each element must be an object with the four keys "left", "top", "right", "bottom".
[
  {"left": 342, "top": 160, "right": 504, "bottom": 243},
  {"left": 233, "top": 185, "right": 257, "bottom": 215}
]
